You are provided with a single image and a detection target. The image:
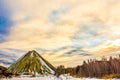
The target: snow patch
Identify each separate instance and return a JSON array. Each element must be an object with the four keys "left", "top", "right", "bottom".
[
  {"left": 39, "top": 57, "right": 55, "bottom": 74},
  {"left": 30, "top": 52, "right": 34, "bottom": 57},
  {"left": 1, "top": 75, "right": 119, "bottom": 80}
]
